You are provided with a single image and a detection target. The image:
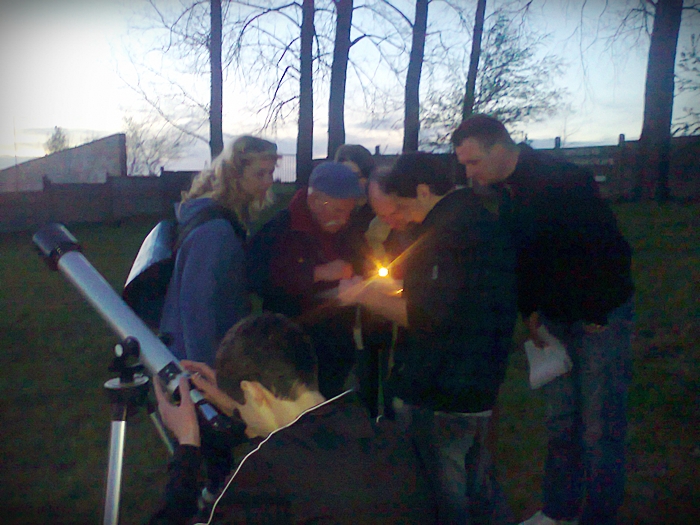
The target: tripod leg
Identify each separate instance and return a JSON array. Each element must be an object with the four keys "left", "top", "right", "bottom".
[
  {"left": 147, "top": 398, "right": 176, "bottom": 456},
  {"left": 104, "top": 404, "right": 127, "bottom": 525}
]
